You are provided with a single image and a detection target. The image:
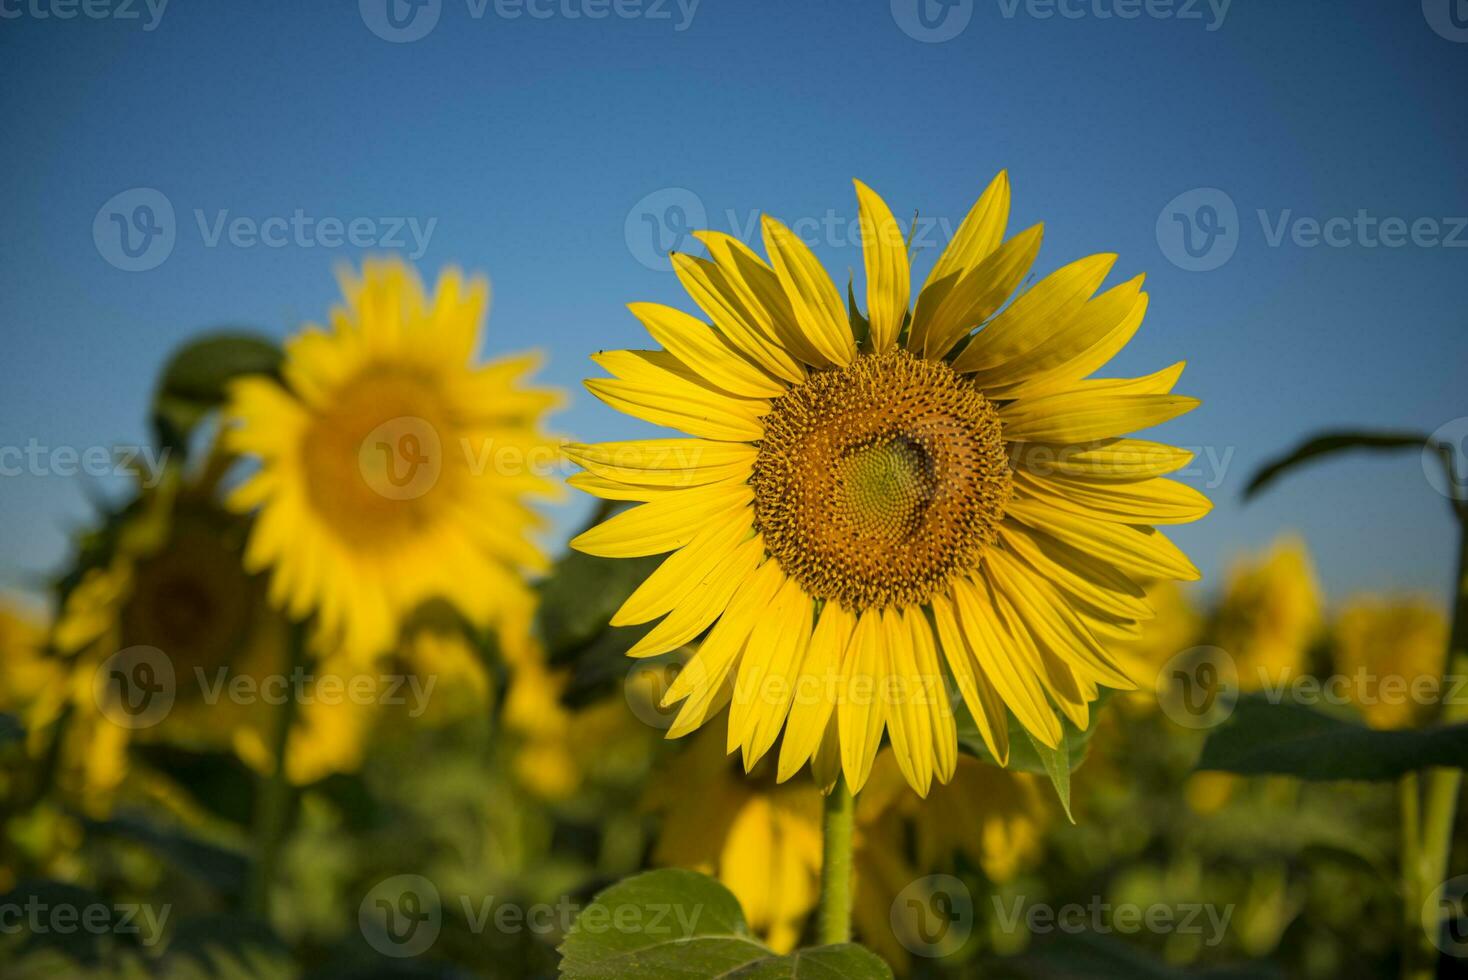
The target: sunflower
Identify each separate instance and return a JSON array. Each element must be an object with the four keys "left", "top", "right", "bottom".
[
  {"left": 1215, "top": 535, "right": 1321, "bottom": 692},
  {"left": 1330, "top": 595, "right": 1447, "bottom": 729},
  {"left": 570, "top": 174, "right": 1208, "bottom": 796},
  {"left": 225, "top": 258, "right": 562, "bottom": 662}
]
